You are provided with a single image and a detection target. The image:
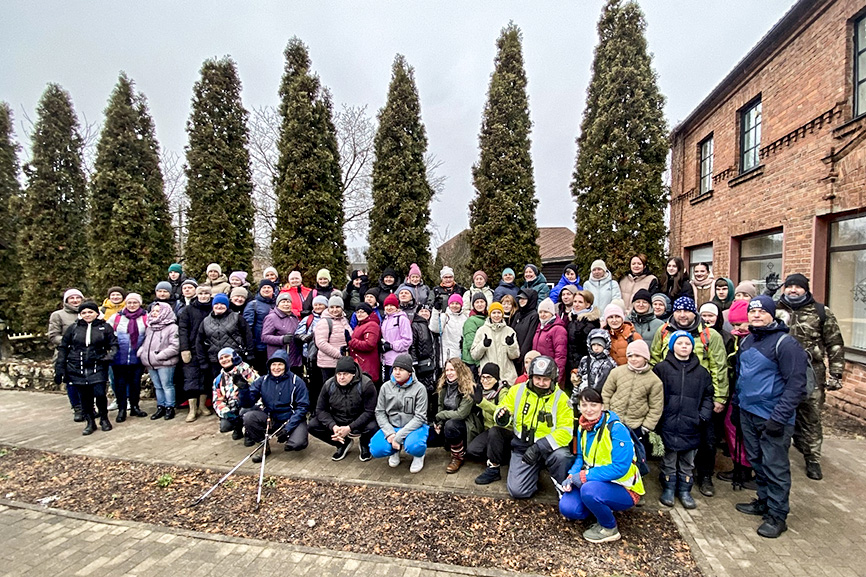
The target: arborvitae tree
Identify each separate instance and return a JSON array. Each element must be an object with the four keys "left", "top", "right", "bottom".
[
  {"left": 366, "top": 55, "right": 433, "bottom": 280},
  {"left": 89, "top": 73, "right": 174, "bottom": 297},
  {"left": 571, "top": 0, "right": 668, "bottom": 278},
  {"left": 272, "top": 38, "right": 347, "bottom": 286},
  {"left": 468, "top": 23, "right": 540, "bottom": 279},
  {"left": 0, "top": 103, "right": 23, "bottom": 329},
  {"left": 18, "top": 85, "right": 89, "bottom": 332},
  {"left": 184, "top": 57, "right": 255, "bottom": 279}
]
